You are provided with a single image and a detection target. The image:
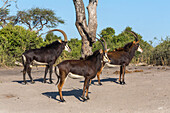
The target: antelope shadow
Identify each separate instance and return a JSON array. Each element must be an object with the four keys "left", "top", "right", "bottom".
[
  {"left": 80, "top": 77, "right": 119, "bottom": 85},
  {"left": 42, "top": 88, "right": 91, "bottom": 102},
  {"left": 12, "top": 78, "right": 53, "bottom": 85}
]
